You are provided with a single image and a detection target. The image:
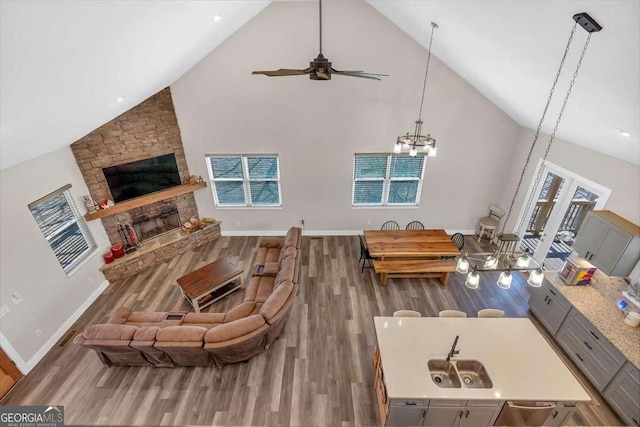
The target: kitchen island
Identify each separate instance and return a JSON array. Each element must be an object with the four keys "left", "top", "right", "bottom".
[{"left": 373, "top": 317, "right": 590, "bottom": 426}]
